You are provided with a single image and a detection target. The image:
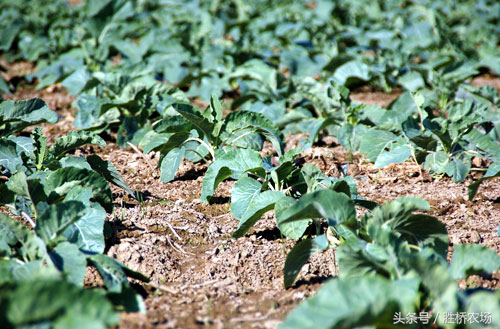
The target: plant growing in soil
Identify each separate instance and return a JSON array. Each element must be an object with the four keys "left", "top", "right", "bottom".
[
  {"left": 143, "top": 95, "right": 285, "bottom": 182},
  {"left": 1, "top": 0, "right": 500, "bottom": 327},
  {"left": 279, "top": 198, "right": 500, "bottom": 328},
  {"left": 0, "top": 98, "right": 149, "bottom": 326}
]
